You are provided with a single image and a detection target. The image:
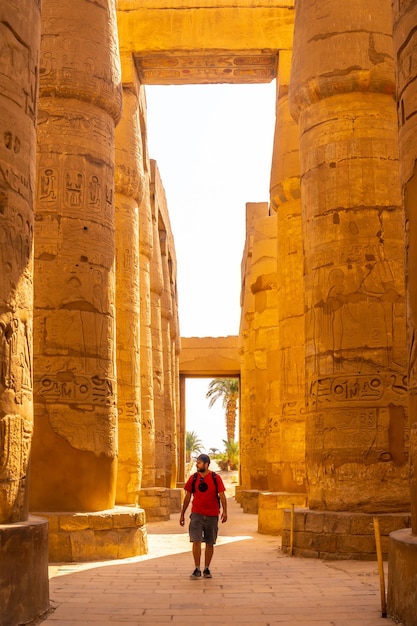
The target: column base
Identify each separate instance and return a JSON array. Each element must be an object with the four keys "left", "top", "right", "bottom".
[
  {"left": 258, "top": 492, "right": 307, "bottom": 535},
  {"left": 0, "top": 516, "right": 49, "bottom": 625},
  {"left": 35, "top": 506, "right": 147, "bottom": 562},
  {"left": 282, "top": 508, "right": 411, "bottom": 560},
  {"left": 388, "top": 528, "right": 417, "bottom": 626},
  {"left": 139, "top": 487, "right": 171, "bottom": 521},
  {"left": 169, "top": 487, "right": 182, "bottom": 514},
  {"left": 238, "top": 489, "right": 260, "bottom": 513}
]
